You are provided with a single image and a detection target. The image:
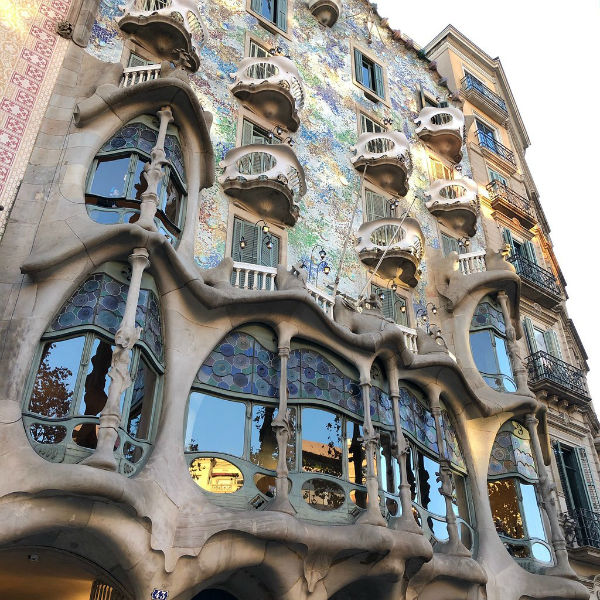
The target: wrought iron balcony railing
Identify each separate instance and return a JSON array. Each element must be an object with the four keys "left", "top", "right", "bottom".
[
  {"left": 526, "top": 351, "right": 590, "bottom": 399},
  {"left": 486, "top": 180, "right": 534, "bottom": 219},
  {"left": 461, "top": 74, "right": 507, "bottom": 113},
  {"left": 477, "top": 131, "right": 516, "bottom": 166},
  {"left": 507, "top": 254, "right": 561, "bottom": 298},
  {"left": 561, "top": 508, "right": 600, "bottom": 549}
]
